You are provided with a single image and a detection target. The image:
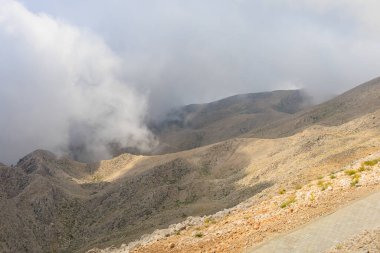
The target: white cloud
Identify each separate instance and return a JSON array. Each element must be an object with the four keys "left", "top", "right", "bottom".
[
  {"left": 0, "top": 0, "right": 155, "bottom": 164},
  {"left": 2, "top": 0, "right": 380, "bottom": 163},
  {"left": 18, "top": 1, "right": 380, "bottom": 108},
  {"left": 278, "top": 0, "right": 380, "bottom": 35}
]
